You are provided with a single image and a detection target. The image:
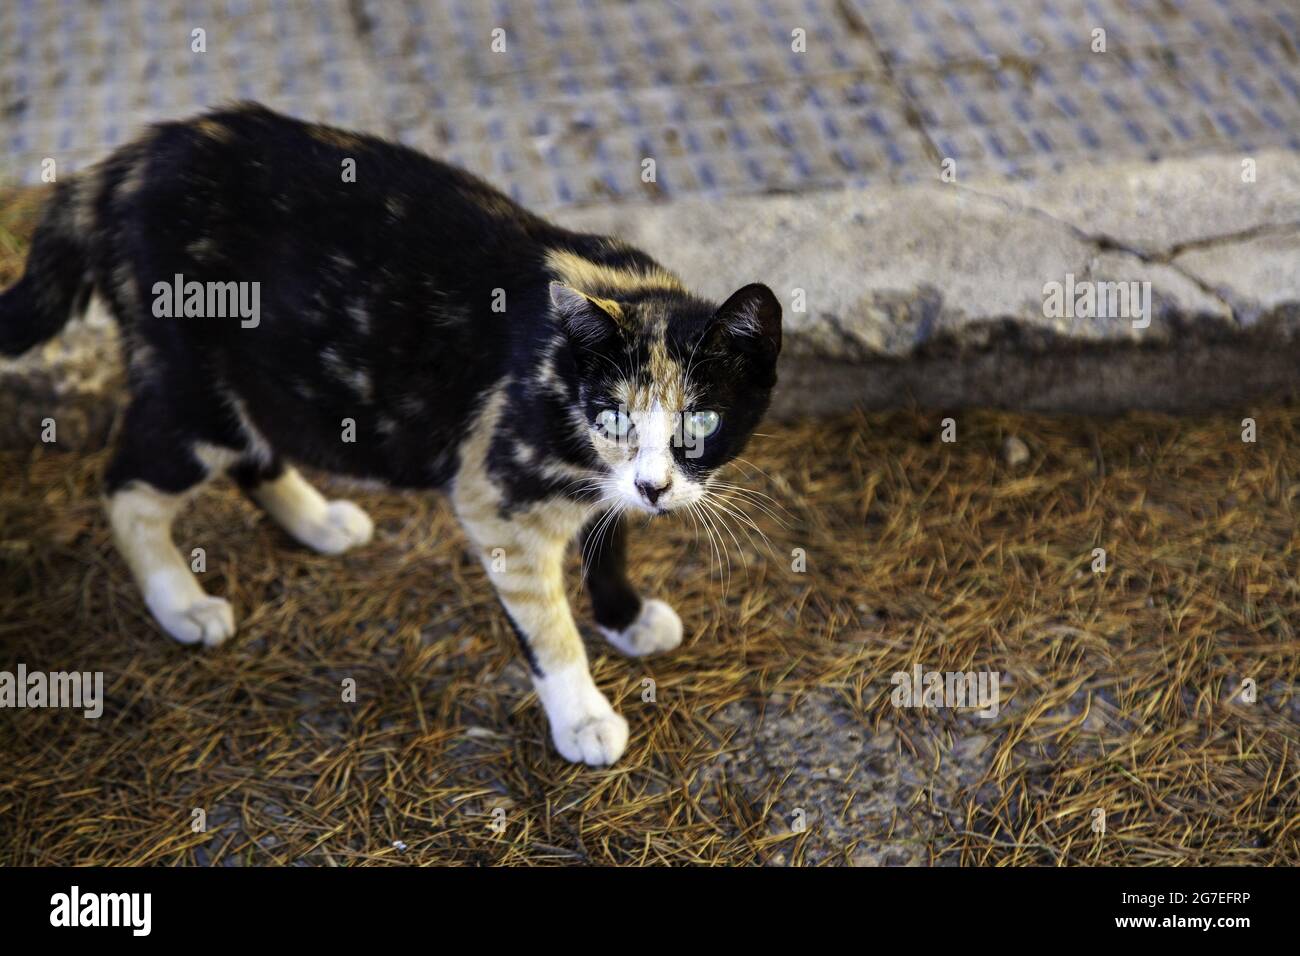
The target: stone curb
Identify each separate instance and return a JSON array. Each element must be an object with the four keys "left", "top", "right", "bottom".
[
  {"left": 2, "top": 149, "right": 1298, "bottom": 449},
  {"left": 555, "top": 149, "right": 1300, "bottom": 417}
]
